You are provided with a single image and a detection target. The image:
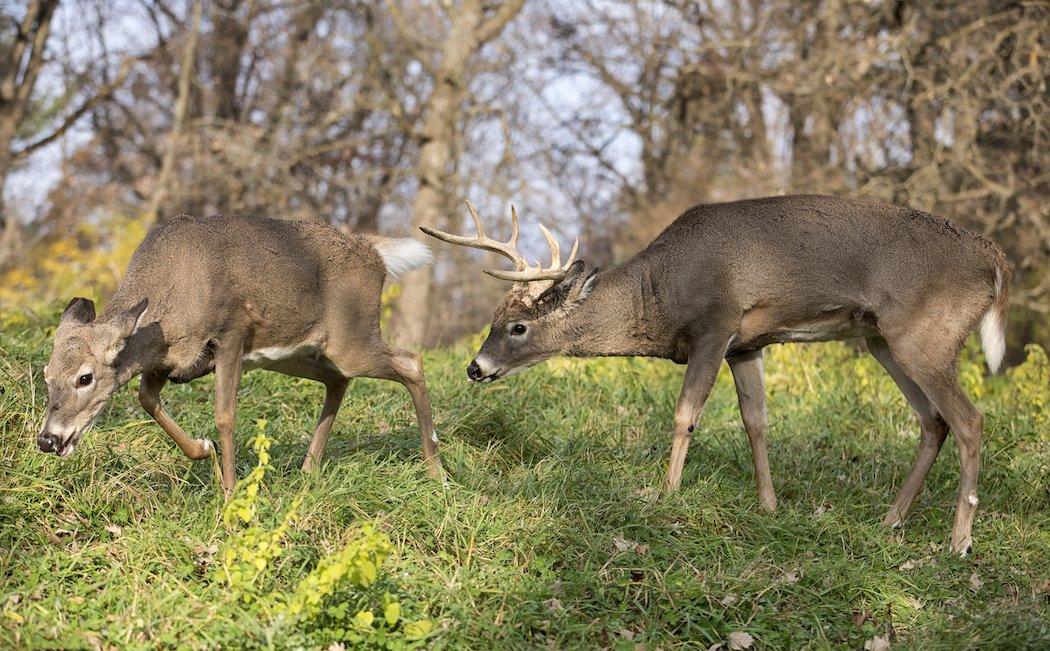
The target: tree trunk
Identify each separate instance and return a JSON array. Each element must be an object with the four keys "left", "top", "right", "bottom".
[
  {"left": 145, "top": 0, "right": 203, "bottom": 225},
  {"left": 389, "top": 0, "right": 523, "bottom": 347},
  {"left": 0, "top": 0, "right": 58, "bottom": 266}
]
